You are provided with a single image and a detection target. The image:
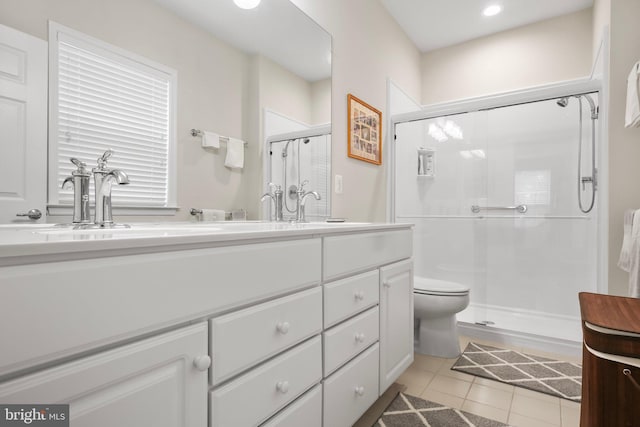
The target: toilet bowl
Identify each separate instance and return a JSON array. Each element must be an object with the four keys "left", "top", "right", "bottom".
[{"left": 413, "top": 277, "right": 470, "bottom": 358}]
